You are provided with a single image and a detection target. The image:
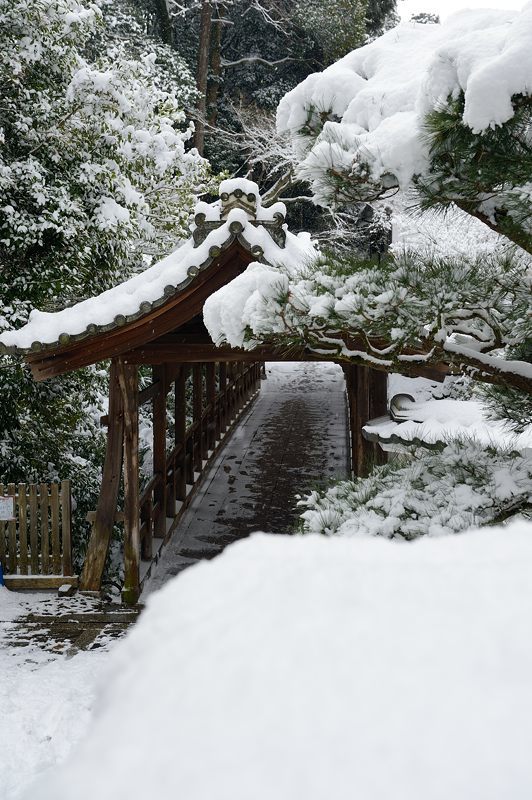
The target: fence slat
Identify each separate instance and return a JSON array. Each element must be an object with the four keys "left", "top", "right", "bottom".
[
  {"left": 7, "top": 484, "right": 17, "bottom": 573},
  {"left": 0, "top": 483, "right": 5, "bottom": 571},
  {"left": 61, "top": 480, "right": 72, "bottom": 577},
  {"left": 18, "top": 484, "right": 28, "bottom": 575},
  {"left": 40, "top": 483, "right": 49, "bottom": 575},
  {"left": 29, "top": 484, "right": 39, "bottom": 574},
  {"left": 51, "top": 483, "right": 61, "bottom": 574}
]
